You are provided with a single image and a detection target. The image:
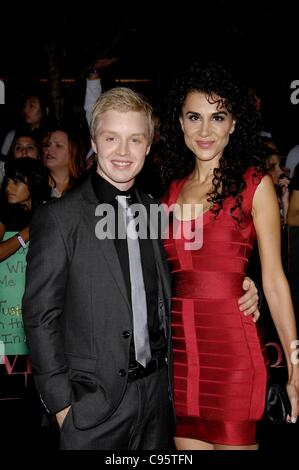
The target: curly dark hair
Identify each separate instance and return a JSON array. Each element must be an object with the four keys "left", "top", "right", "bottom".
[{"left": 160, "top": 62, "right": 267, "bottom": 219}]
